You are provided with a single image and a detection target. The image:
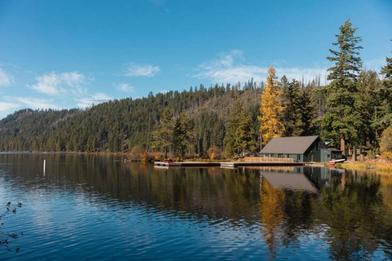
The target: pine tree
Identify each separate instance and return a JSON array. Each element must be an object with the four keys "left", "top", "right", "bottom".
[
  {"left": 321, "top": 20, "right": 363, "bottom": 154},
  {"left": 260, "top": 67, "right": 284, "bottom": 145},
  {"left": 296, "top": 85, "right": 316, "bottom": 136},
  {"left": 224, "top": 99, "right": 253, "bottom": 156},
  {"left": 172, "top": 112, "right": 194, "bottom": 158},
  {"left": 151, "top": 107, "right": 174, "bottom": 158},
  {"left": 356, "top": 70, "right": 382, "bottom": 148},
  {"left": 282, "top": 79, "right": 316, "bottom": 136},
  {"left": 378, "top": 45, "right": 392, "bottom": 134},
  {"left": 282, "top": 78, "right": 301, "bottom": 136}
]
